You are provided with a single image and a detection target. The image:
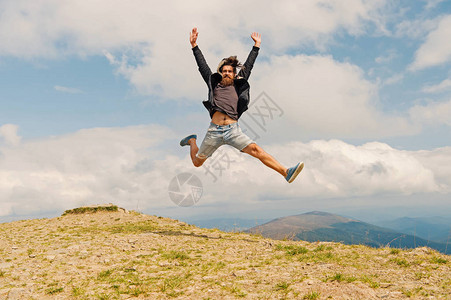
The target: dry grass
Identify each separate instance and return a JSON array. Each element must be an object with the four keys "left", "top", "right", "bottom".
[{"left": 0, "top": 207, "right": 450, "bottom": 299}]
